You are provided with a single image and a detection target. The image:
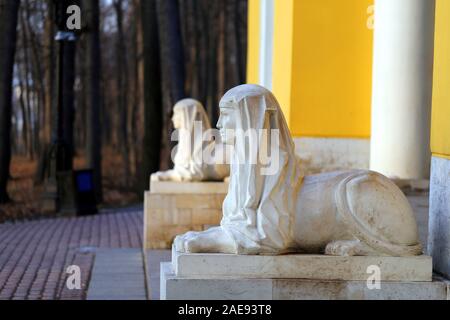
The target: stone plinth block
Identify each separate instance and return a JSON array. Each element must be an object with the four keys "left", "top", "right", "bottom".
[
  {"left": 428, "top": 156, "right": 450, "bottom": 278},
  {"left": 144, "top": 181, "right": 228, "bottom": 250},
  {"left": 172, "top": 250, "right": 433, "bottom": 282},
  {"left": 161, "top": 263, "right": 449, "bottom": 300}
]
